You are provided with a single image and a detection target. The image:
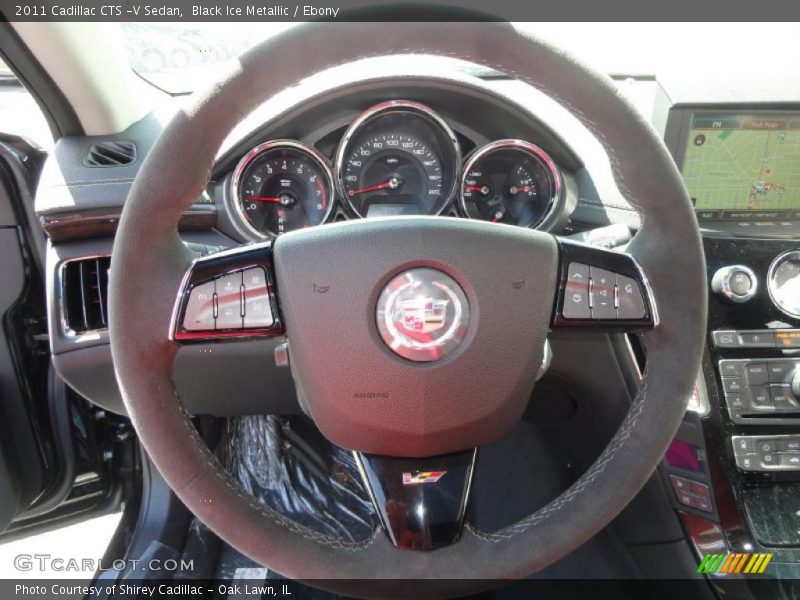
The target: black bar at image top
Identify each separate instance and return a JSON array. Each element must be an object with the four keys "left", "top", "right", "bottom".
[{"left": 2, "top": 0, "right": 800, "bottom": 22}]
